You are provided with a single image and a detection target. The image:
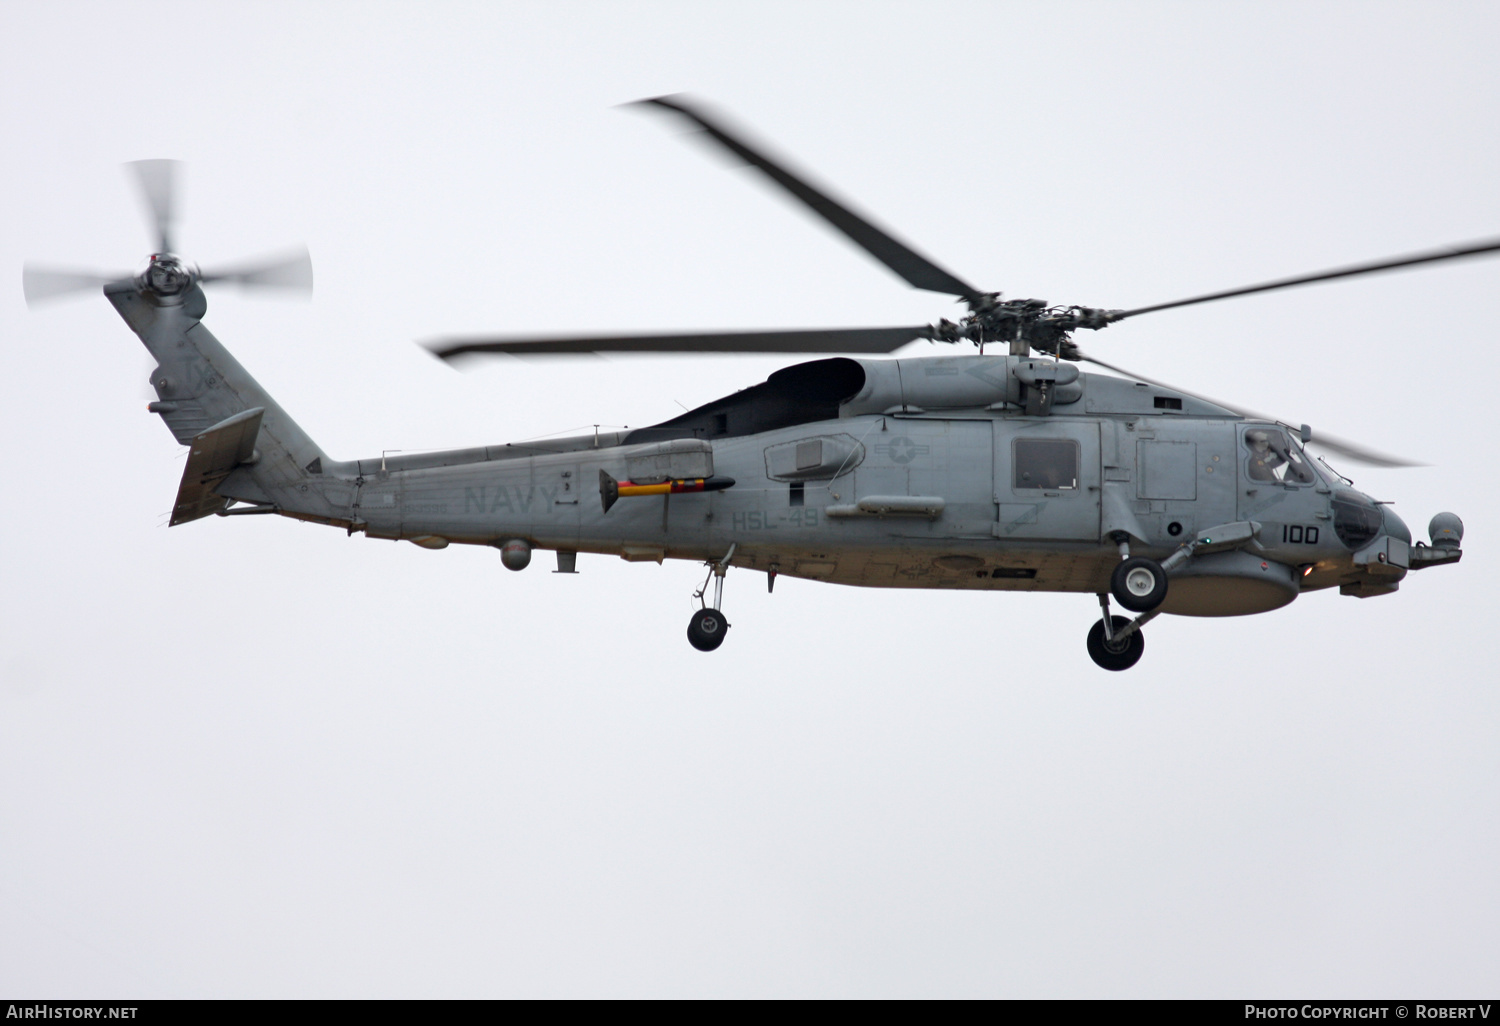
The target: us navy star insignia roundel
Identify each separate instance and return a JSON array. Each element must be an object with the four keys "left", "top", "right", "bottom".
[{"left": 876, "top": 436, "right": 930, "bottom": 464}]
